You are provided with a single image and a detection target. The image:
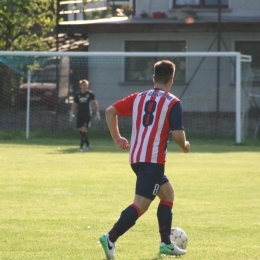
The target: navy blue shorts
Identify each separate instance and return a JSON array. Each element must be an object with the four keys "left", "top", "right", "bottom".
[
  {"left": 77, "top": 112, "right": 91, "bottom": 129},
  {"left": 131, "top": 162, "right": 169, "bottom": 200}
]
